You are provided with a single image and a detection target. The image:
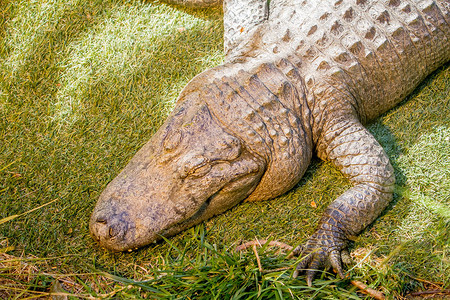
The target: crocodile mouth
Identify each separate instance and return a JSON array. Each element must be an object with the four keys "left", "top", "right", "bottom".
[
  {"left": 158, "top": 192, "right": 217, "bottom": 239},
  {"left": 158, "top": 169, "right": 264, "bottom": 240}
]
